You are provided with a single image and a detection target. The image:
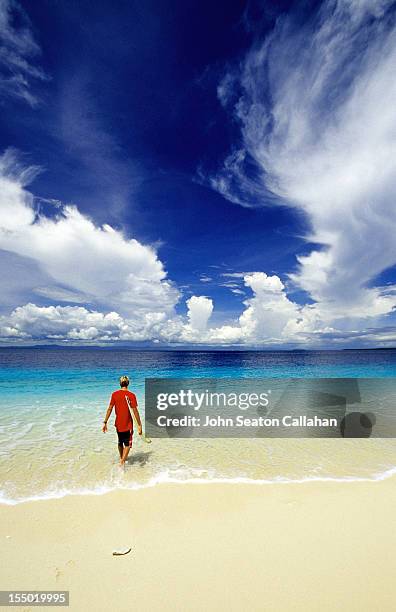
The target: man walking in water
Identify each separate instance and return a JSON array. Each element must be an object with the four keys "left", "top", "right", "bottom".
[{"left": 102, "top": 375, "right": 142, "bottom": 466}]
